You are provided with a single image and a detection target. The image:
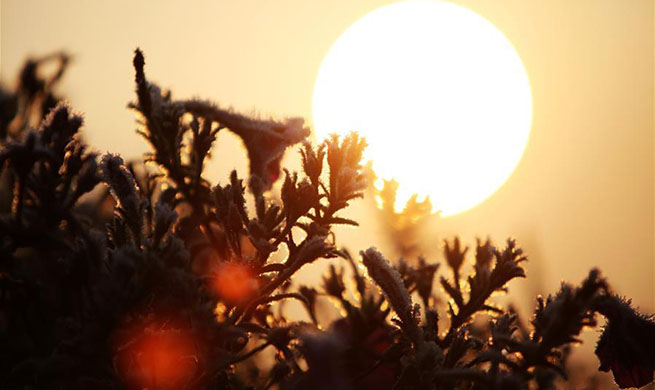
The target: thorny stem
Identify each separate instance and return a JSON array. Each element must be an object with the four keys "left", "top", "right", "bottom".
[
  {"left": 441, "top": 284, "right": 496, "bottom": 347},
  {"left": 222, "top": 341, "right": 272, "bottom": 369},
  {"left": 229, "top": 251, "right": 311, "bottom": 325},
  {"left": 242, "top": 293, "right": 309, "bottom": 321},
  {"left": 165, "top": 165, "right": 224, "bottom": 252},
  {"left": 270, "top": 222, "right": 295, "bottom": 249}
]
